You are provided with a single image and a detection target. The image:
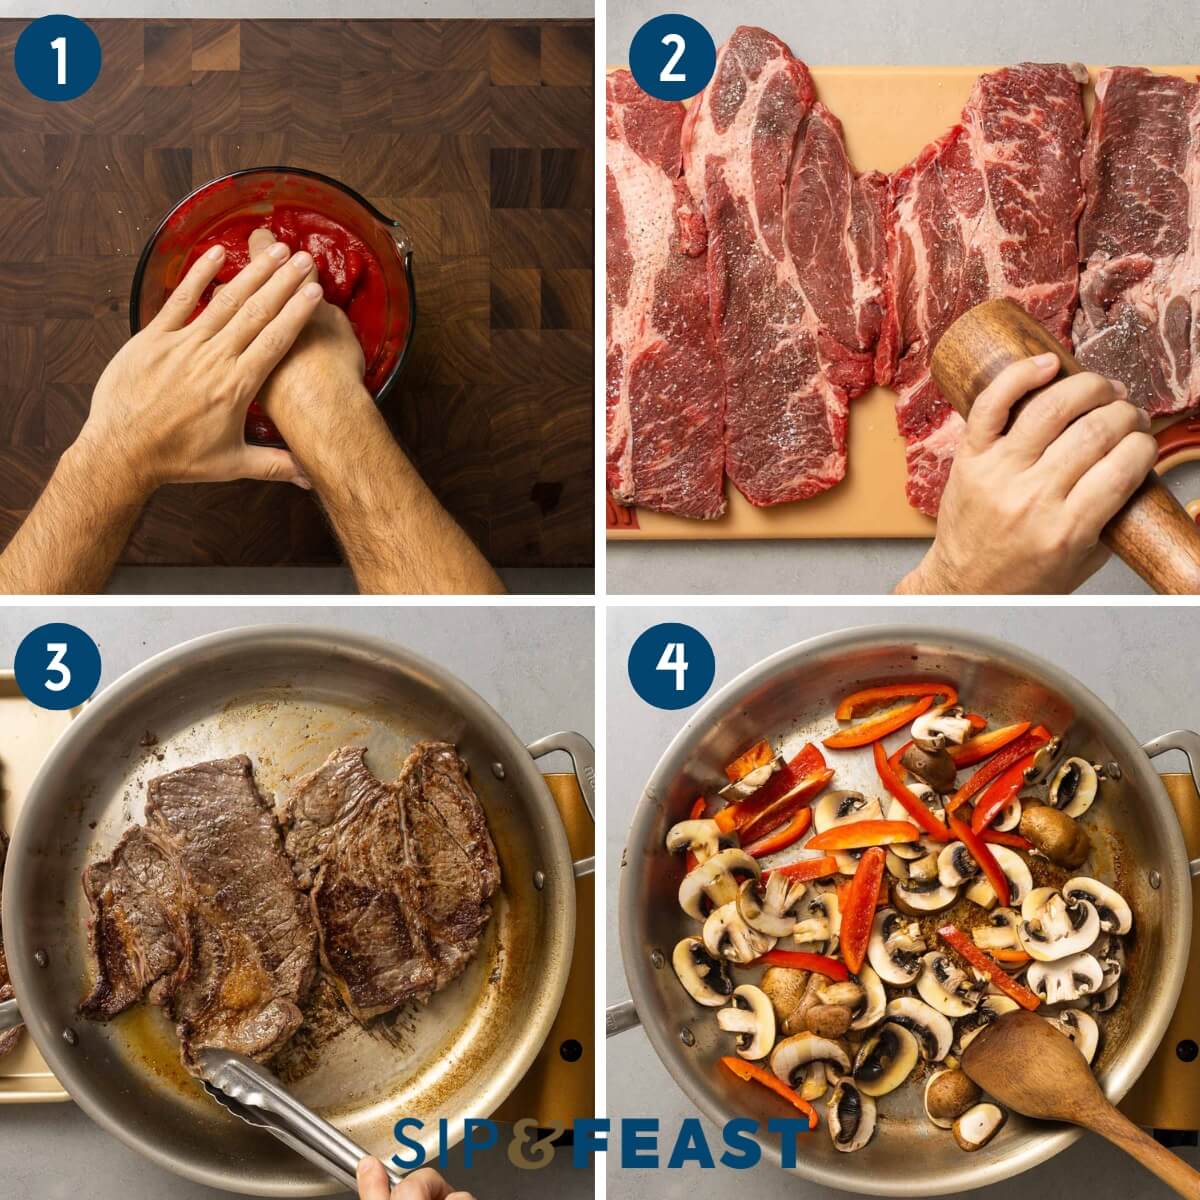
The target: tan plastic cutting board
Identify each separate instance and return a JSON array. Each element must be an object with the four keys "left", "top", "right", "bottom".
[
  {"left": 607, "top": 64, "right": 1200, "bottom": 541},
  {"left": 0, "top": 671, "right": 78, "bottom": 1102}
]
